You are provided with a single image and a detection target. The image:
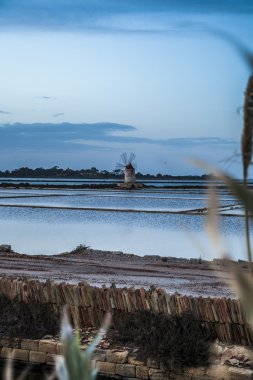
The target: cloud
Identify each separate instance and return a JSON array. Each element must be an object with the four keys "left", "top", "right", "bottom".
[
  {"left": 0, "top": 110, "right": 11, "bottom": 114},
  {"left": 0, "top": 121, "right": 237, "bottom": 151},
  {"left": 0, "top": 122, "right": 240, "bottom": 174},
  {"left": 0, "top": 122, "right": 137, "bottom": 151},
  {"left": 53, "top": 113, "right": 64, "bottom": 118},
  {"left": 35, "top": 96, "right": 56, "bottom": 100}
]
